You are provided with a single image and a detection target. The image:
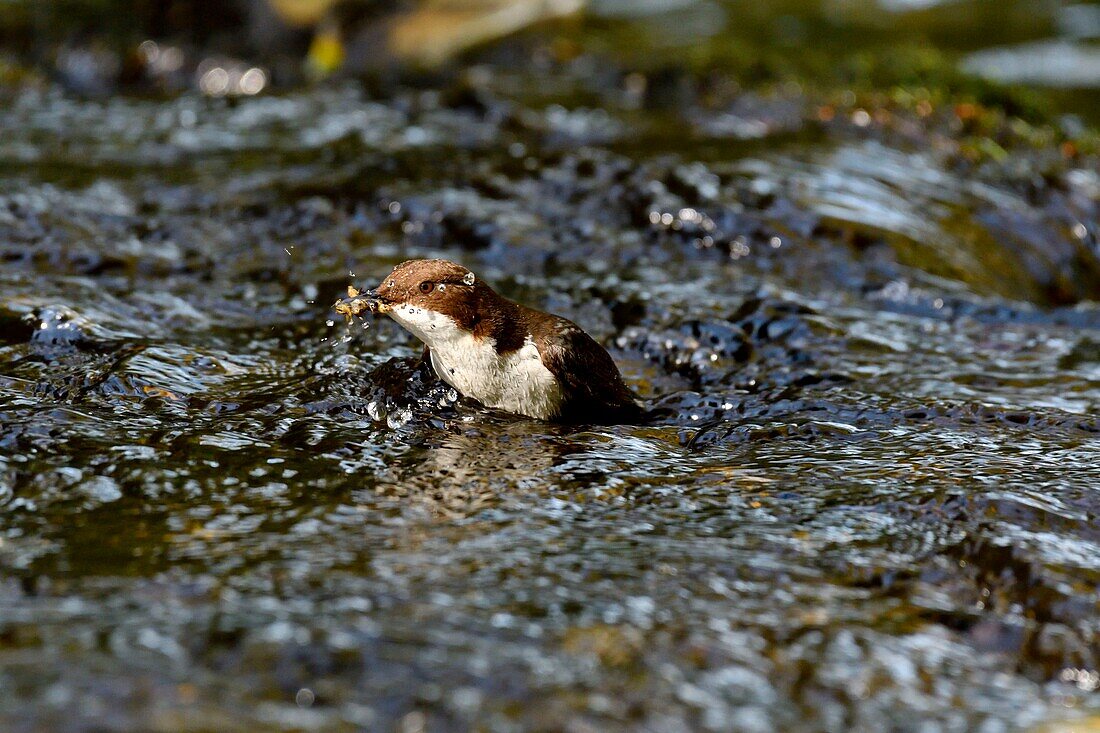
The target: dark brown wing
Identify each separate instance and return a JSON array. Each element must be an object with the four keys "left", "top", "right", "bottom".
[{"left": 538, "top": 319, "right": 643, "bottom": 424}]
